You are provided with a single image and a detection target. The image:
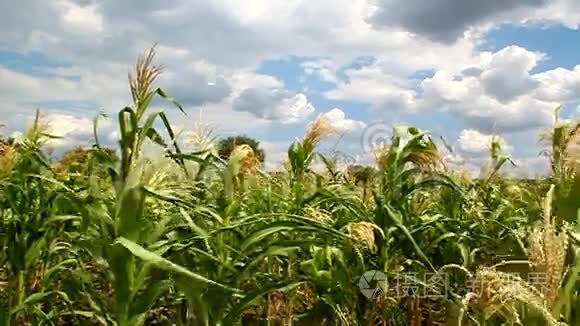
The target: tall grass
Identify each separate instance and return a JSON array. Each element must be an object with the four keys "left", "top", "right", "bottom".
[{"left": 0, "top": 47, "right": 579, "bottom": 325}]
